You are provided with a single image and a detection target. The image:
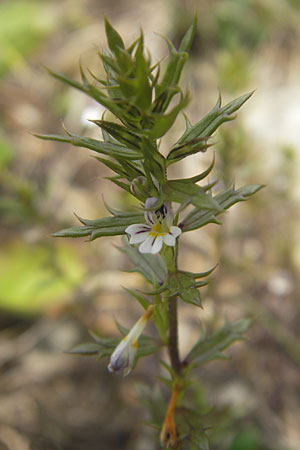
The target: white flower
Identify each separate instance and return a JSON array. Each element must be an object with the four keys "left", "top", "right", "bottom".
[
  {"left": 125, "top": 198, "right": 182, "bottom": 254},
  {"left": 108, "top": 305, "right": 154, "bottom": 376}
]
